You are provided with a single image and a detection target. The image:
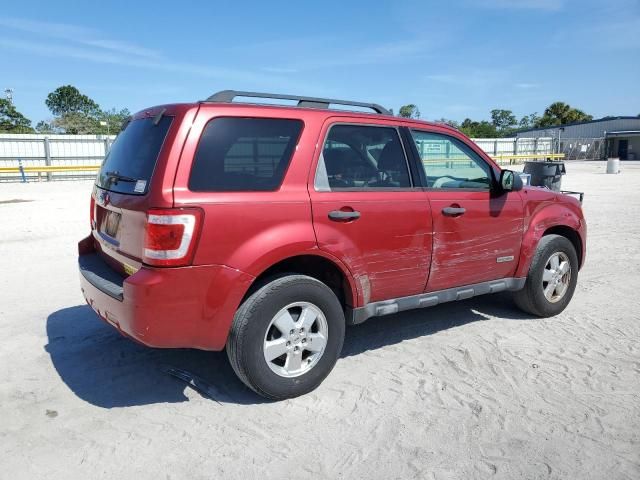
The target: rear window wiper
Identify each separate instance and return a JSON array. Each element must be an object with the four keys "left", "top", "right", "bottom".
[
  {"left": 153, "top": 108, "right": 167, "bottom": 126},
  {"left": 104, "top": 170, "right": 137, "bottom": 183}
]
